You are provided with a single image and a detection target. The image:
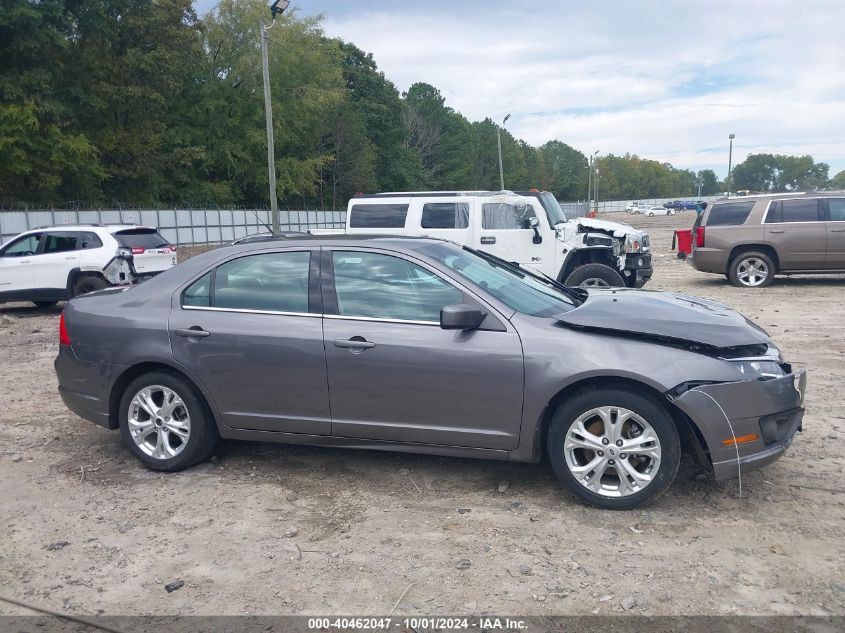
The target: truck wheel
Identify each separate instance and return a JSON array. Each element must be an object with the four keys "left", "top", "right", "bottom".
[
  {"left": 564, "top": 264, "right": 625, "bottom": 288},
  {"left": 72, "top": 275, "right": 109, "bottom": 297}
]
